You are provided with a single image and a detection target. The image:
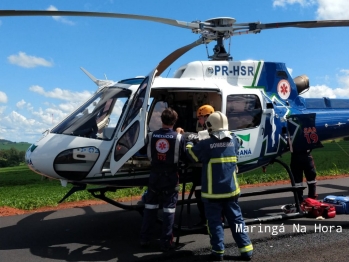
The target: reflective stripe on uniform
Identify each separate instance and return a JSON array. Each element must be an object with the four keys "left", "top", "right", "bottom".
[
  {"left": 174, "top": 133, "right": 182, "bottom": 163},
  {"left": 145, "top": 204, "right": 159, "bottom": 209},
  {"left": 201, "top": 188, "right": 240, "bottom": 199},
  {"left": 187, "top": 147, "right": 199, "bottom": 162},
  {"left": 307, "top": 180, "right": 317, "bottom": 184},
  {"left": 295, "top": 182, "right": 303, "bottom": 187},
  {"left": 239, "top": 243, "right": 253, "bottom": 253},
  {"left": 212, "top": 249, "right": 224, "bottom": 255},
  {"left": 163, "top": 207, "right": 176, "bottom": 213},
  {"left": 202, "top": 156, "right": 240, "bottom": 199},
  {"left": 146, "top": 132, "right": 153, "bottom": 161}
]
